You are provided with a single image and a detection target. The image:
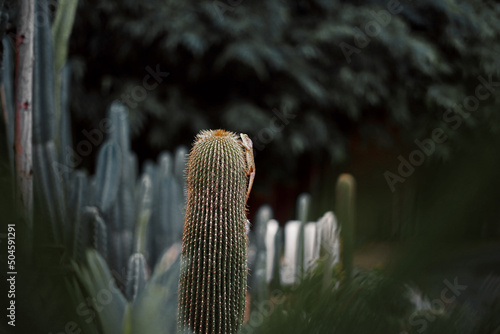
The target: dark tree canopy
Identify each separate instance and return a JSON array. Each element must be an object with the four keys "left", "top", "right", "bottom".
[{"left": 65, "top": 0, "right": 500, "bottom": 181}]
